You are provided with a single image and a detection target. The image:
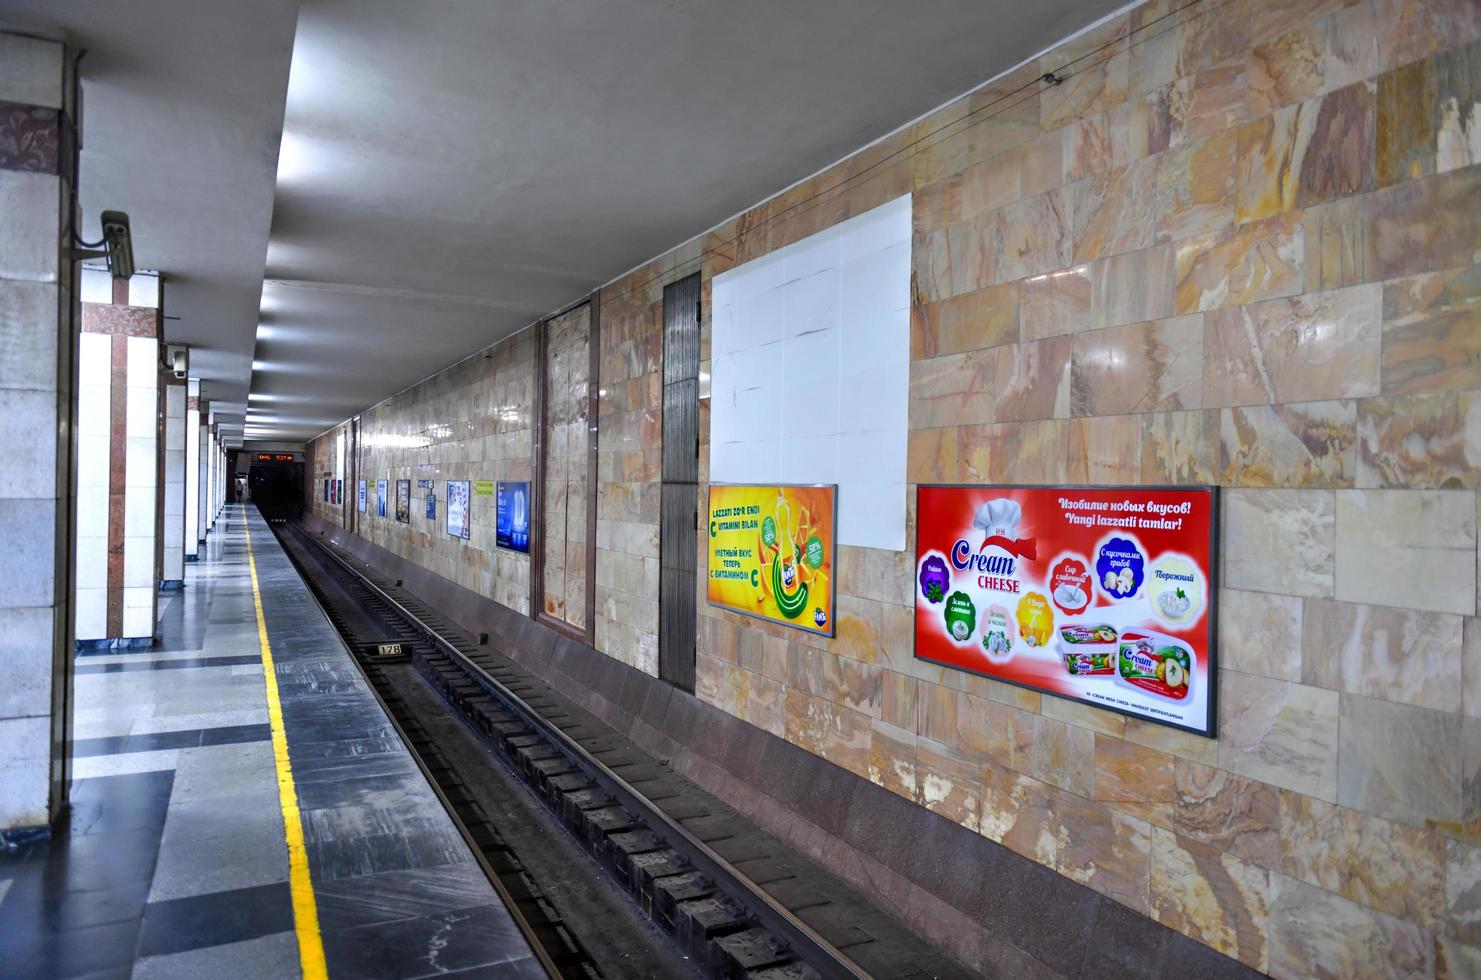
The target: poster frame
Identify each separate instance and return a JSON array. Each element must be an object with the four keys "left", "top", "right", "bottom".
[
  {"left": 704, "top": 482, "right": 839, "bottom": 638},
  {"left": 913, "top": 482, "right": 1220, "bottom": 739},
  {"left": 446, "top": 480, "right": 471, "bottom": 540},
  {"left": 395, "top": 479, "right": 411, "bottom": 524},
  {"left": 357, "top": 479, "right": 367, "bottom": 513},
  {"left": 495, "top": 480, "right": 531, "bottom": 554}
]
